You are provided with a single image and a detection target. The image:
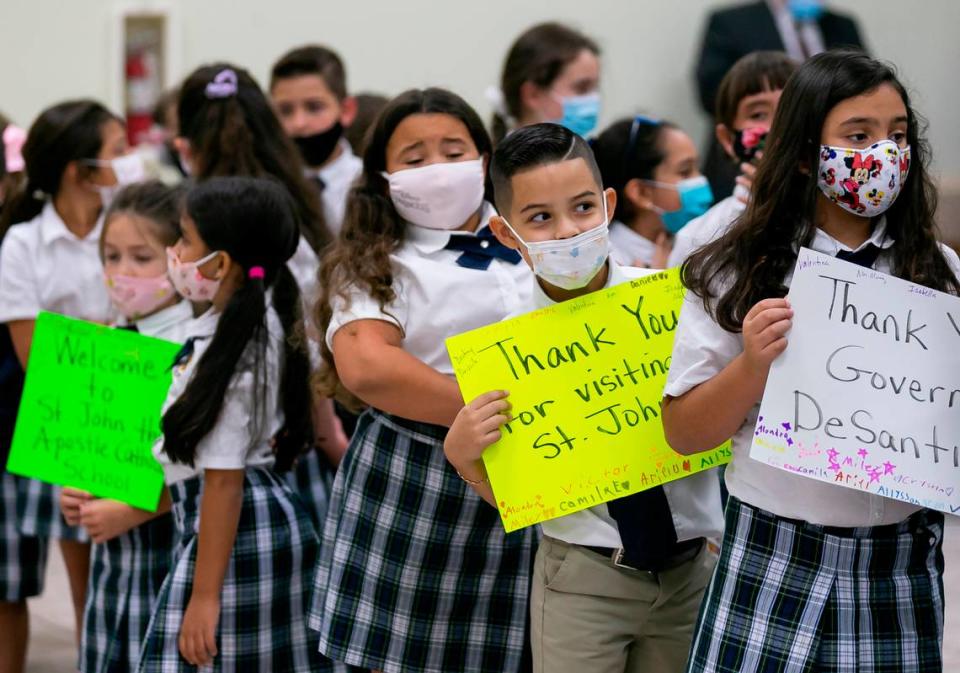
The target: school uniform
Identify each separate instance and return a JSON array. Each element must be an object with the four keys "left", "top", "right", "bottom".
[
  {"left": 666, "top": 220, "right": 960, "bottom": 673},
  {"left": 310, "top": 202, "right": 539, "bottom": 673},
  {"left": 525, "top": 261, "right": 723, "bottom": 673},
  {"left": 80, "top": 300, "right": 193, "bottom": 673},
  {"left": 0, "top": 203, "right": 113, "bottom": 575},
  {"left": 137, "top": 305, "right": 330, "bottom": 673},
  {"left": 609, "top": 221, "right": 658, "bottom": 268},
  {"left": 667, "top": 190, "right": 747, "bottom": 268},
  {"left": 310, "top": 139, "right": 363, "bottom": 236}
]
